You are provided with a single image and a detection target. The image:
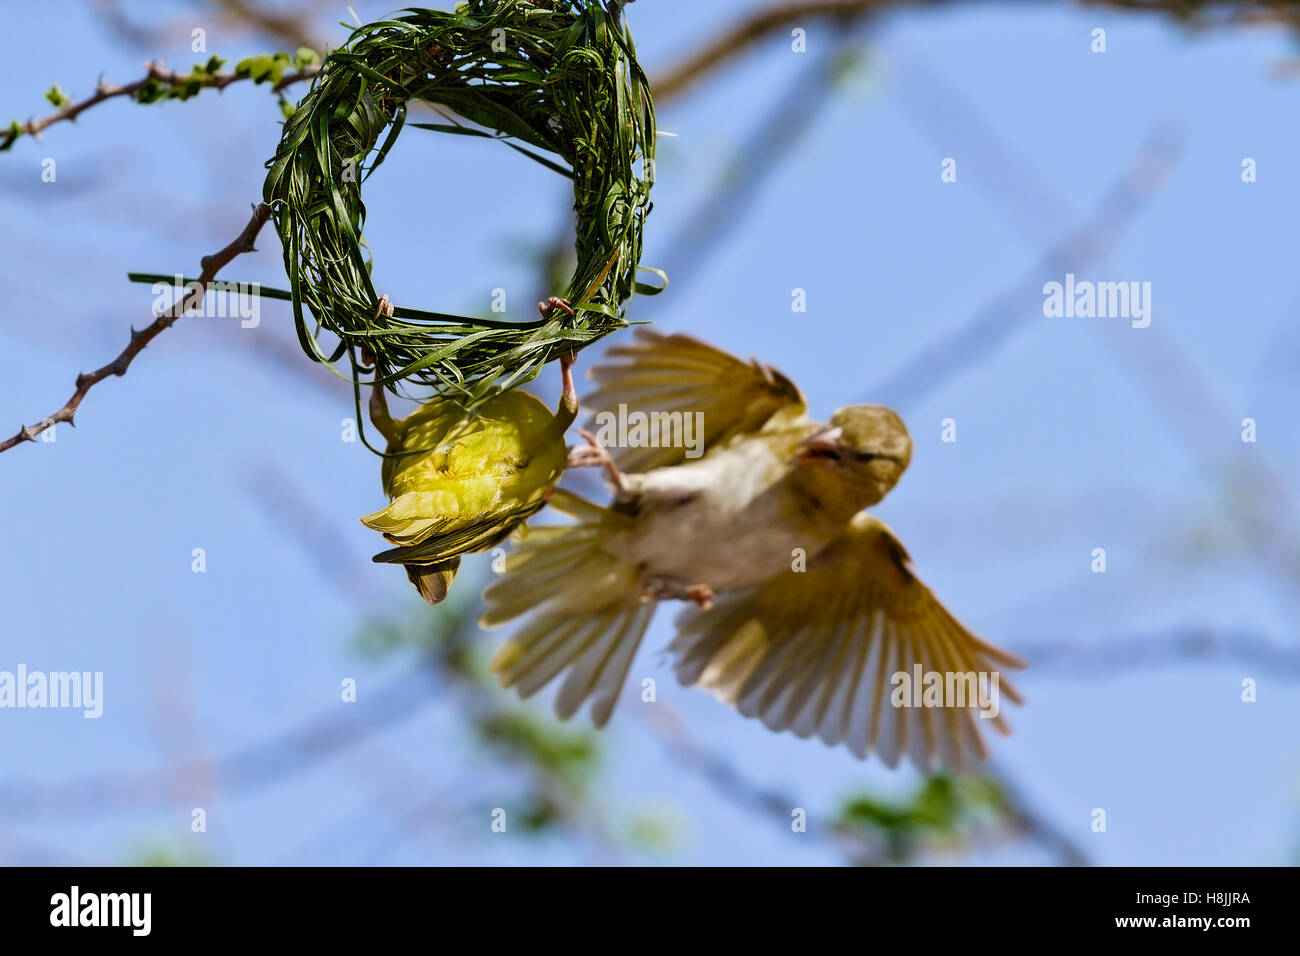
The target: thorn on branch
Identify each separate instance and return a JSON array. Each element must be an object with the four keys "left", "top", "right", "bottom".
[
  {"left": 10, "top": 57, "right": 319, "bottom": 149},
  {"left": 2, "top": 203, "right": 271, "bottom": 456}
]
